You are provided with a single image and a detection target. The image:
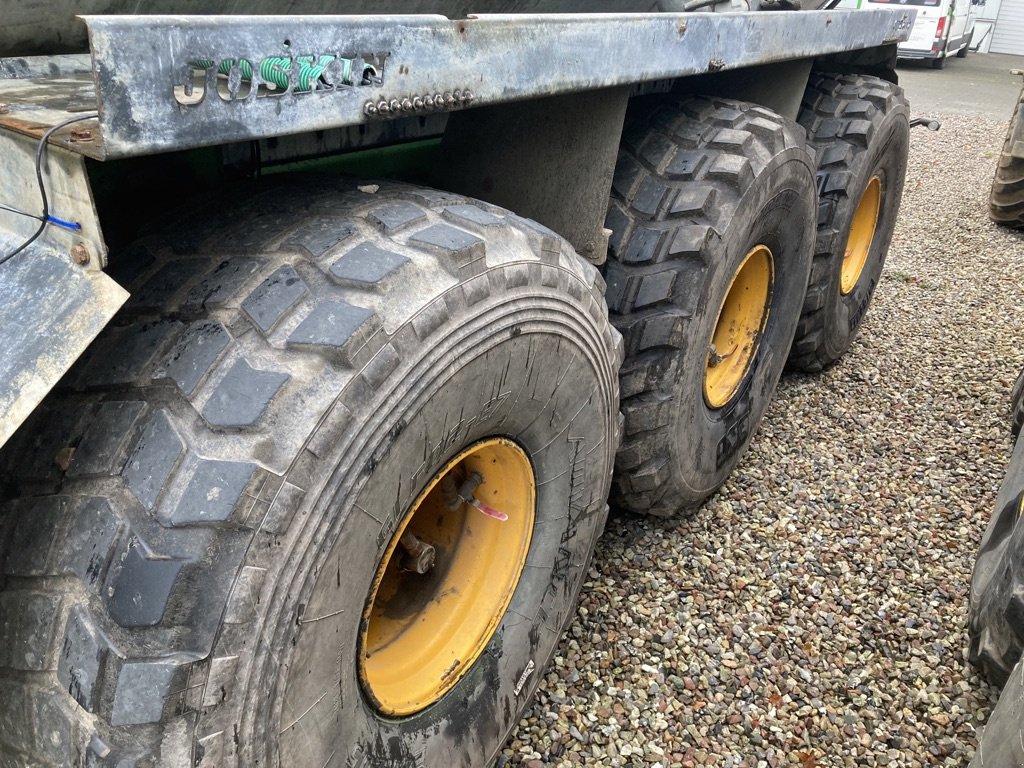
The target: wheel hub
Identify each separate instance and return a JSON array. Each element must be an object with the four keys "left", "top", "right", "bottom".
[
  {"left": 842, "top": 175, "right": 882, "bottom": 295},
  {"left": 704, "top": 245, "right": 774, "bottom": 409},
  {"left": 359, "top": 437, "right": 535, "bottom": 716}
]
